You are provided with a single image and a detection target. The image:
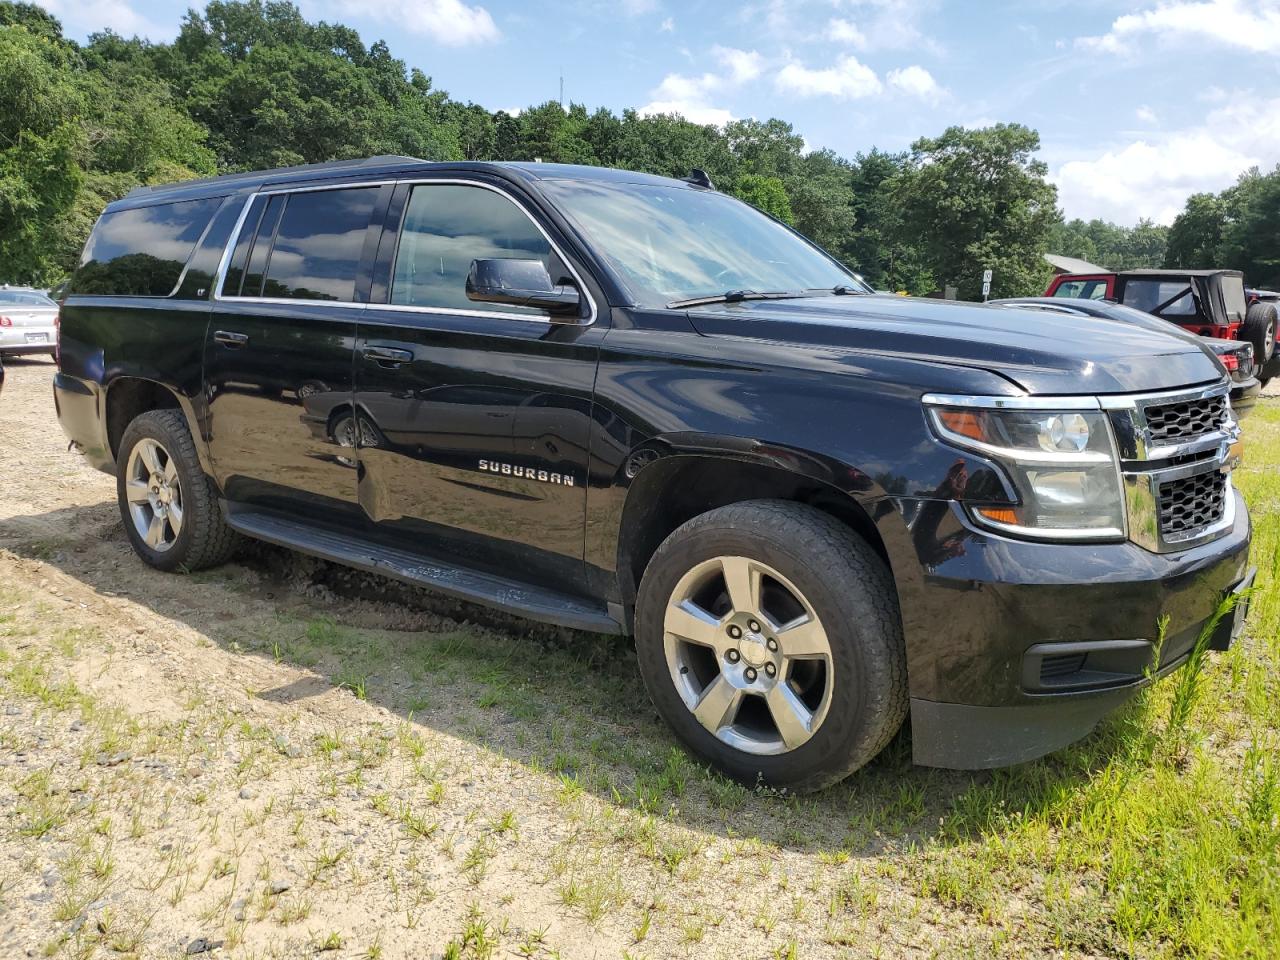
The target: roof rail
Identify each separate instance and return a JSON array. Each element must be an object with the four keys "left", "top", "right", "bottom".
[{"left": 123, "top": 155, "right": 427, "bottom": 199}]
